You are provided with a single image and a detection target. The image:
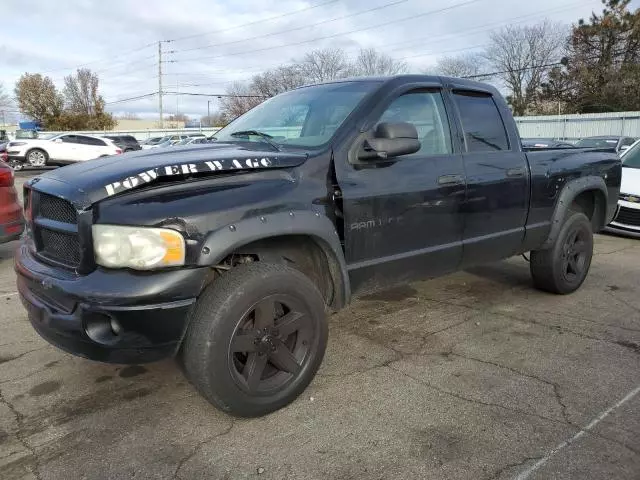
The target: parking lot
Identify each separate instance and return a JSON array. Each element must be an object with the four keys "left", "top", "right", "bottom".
[{"left": 0, "top": 171, "right": 638, "bottom": 480}]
